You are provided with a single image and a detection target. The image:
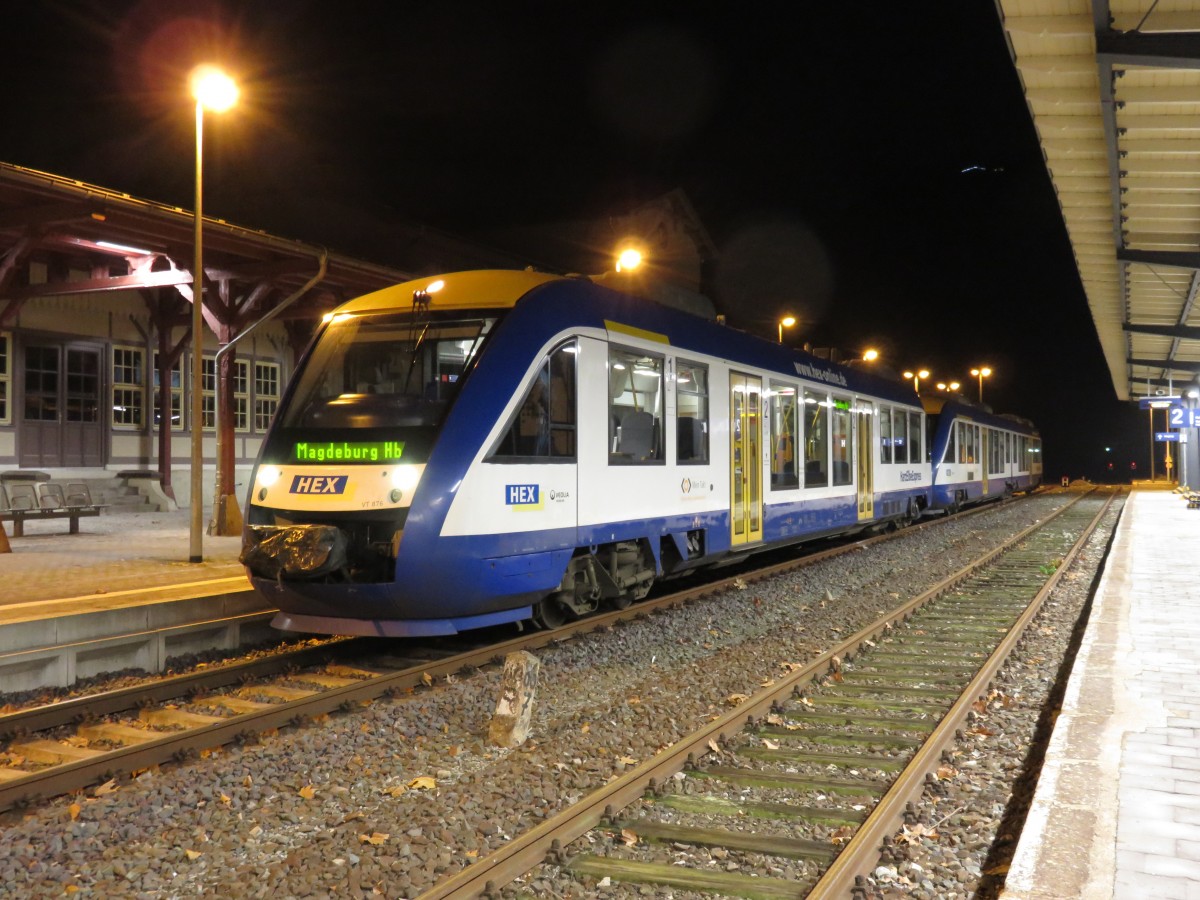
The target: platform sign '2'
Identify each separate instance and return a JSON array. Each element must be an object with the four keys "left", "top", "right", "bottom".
[{"left": 1168, "top": 407, "right": 1199, "bottom": 428}]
